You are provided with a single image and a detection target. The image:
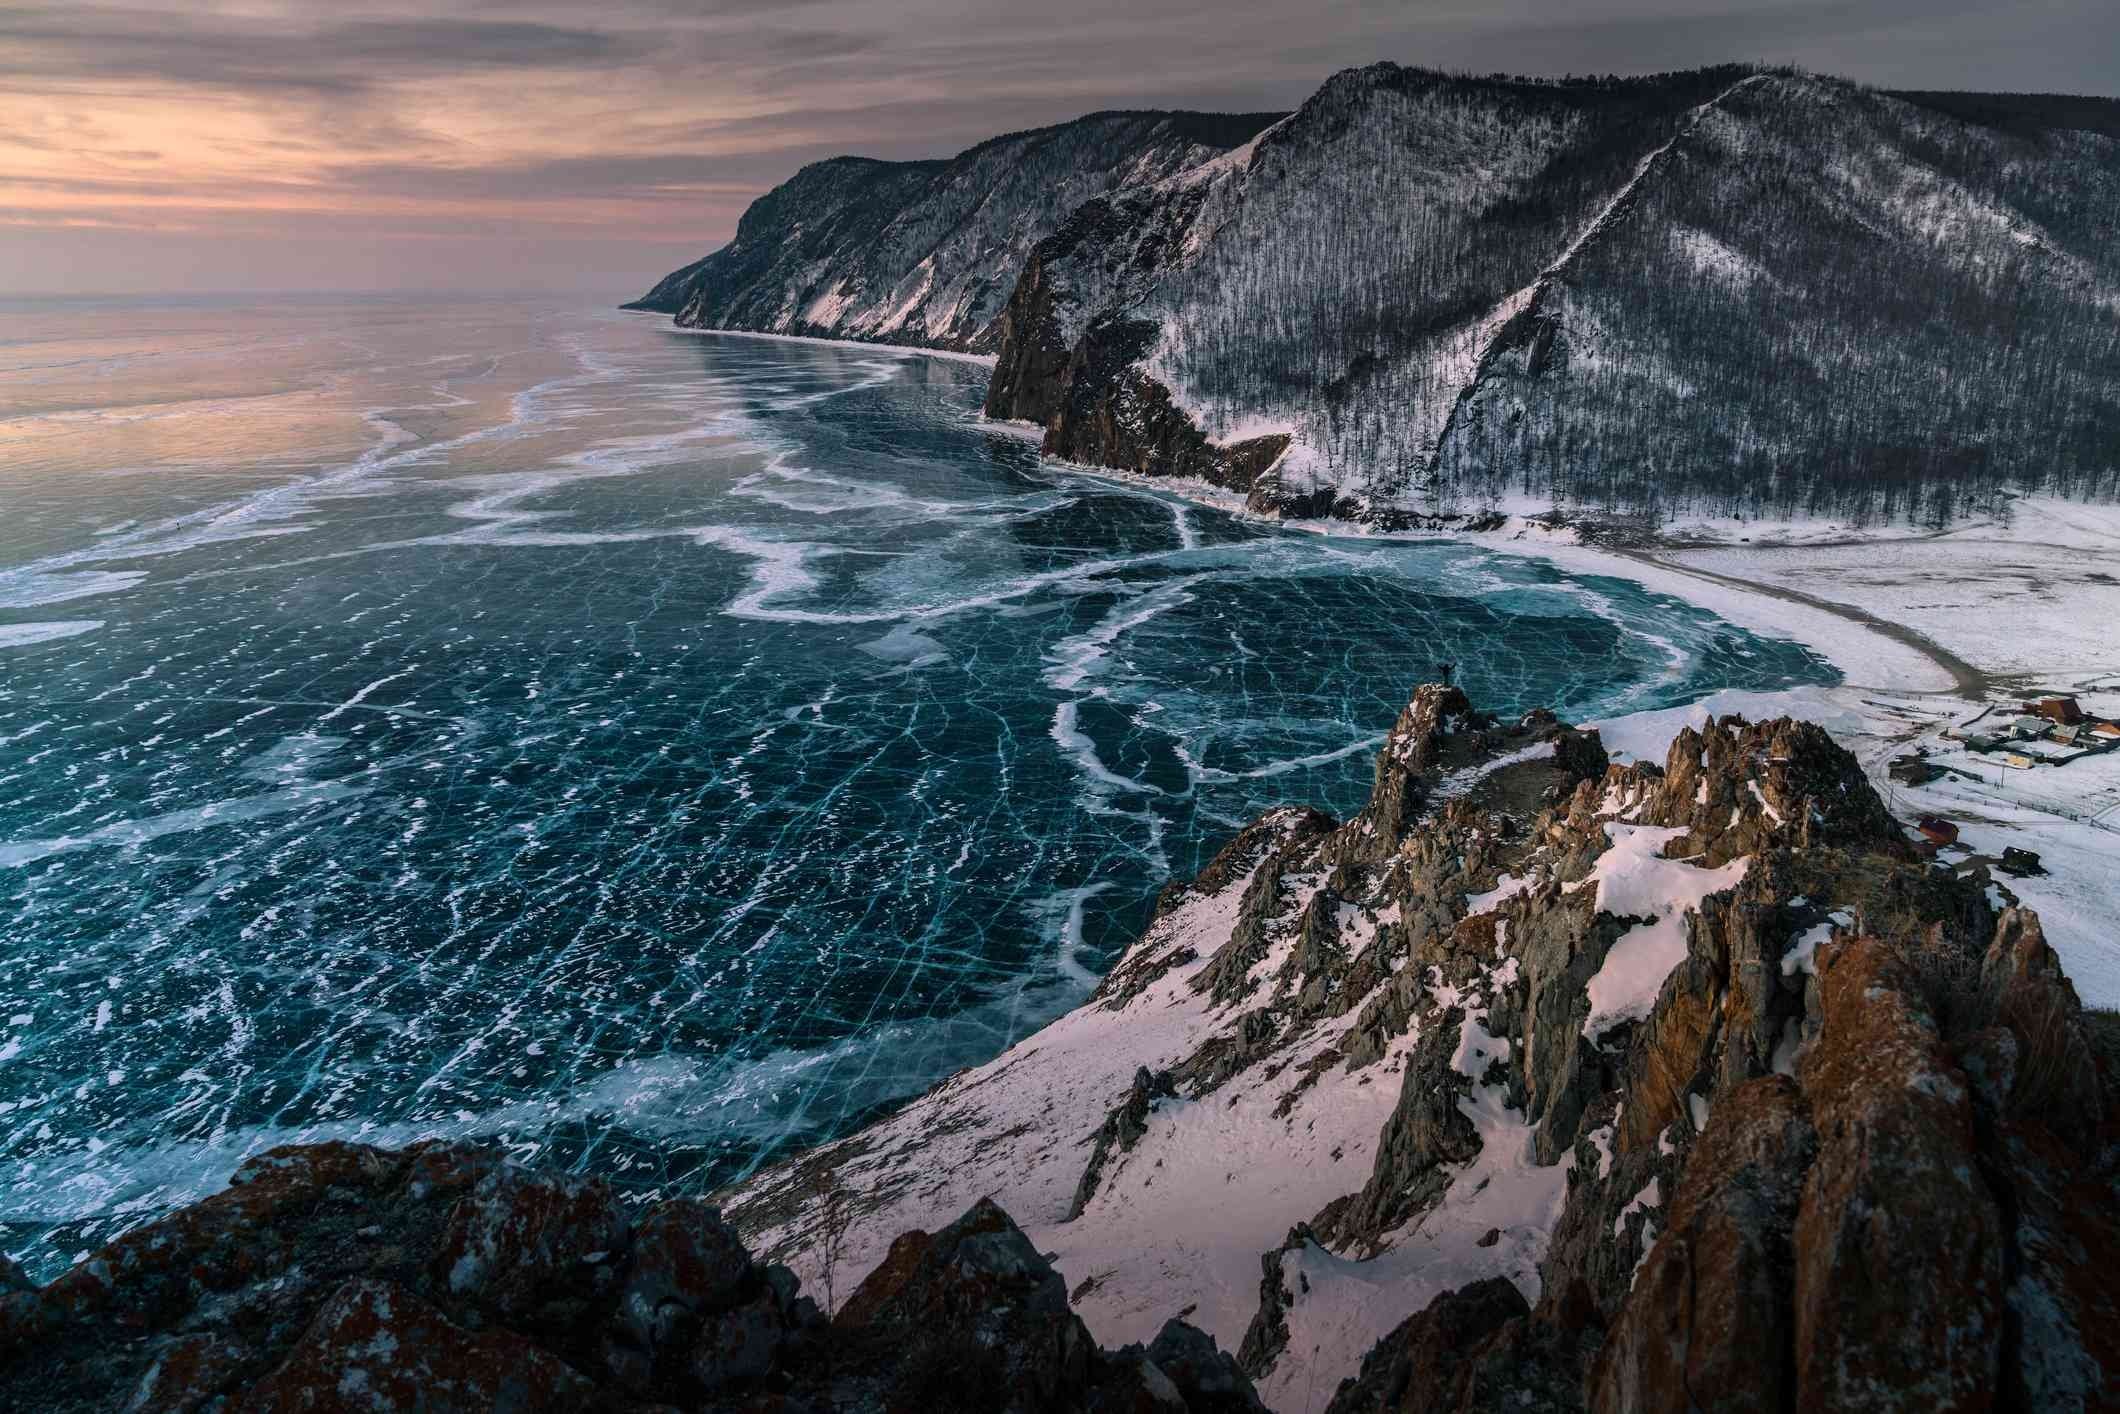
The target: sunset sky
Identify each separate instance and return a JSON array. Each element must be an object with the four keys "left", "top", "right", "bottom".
[{"left": 5, "top": 0, "right": 2116, "bottom": 298}]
